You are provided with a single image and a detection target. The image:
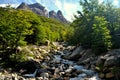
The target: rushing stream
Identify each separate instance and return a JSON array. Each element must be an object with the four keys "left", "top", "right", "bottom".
[{"left": 41, "top": 51, "right": 101, "bottom": 80}]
